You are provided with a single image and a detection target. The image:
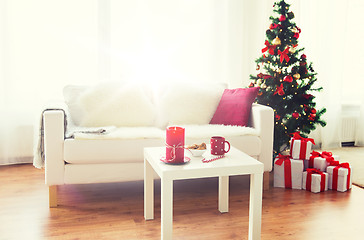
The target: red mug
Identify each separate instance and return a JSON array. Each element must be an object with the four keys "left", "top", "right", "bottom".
[{"left": 210, "top": 136, "right": 230, "bottom": 155}]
